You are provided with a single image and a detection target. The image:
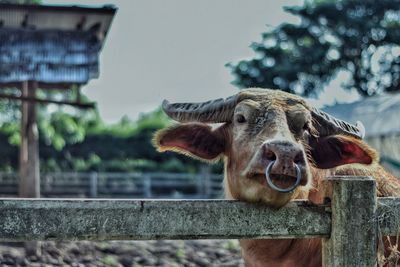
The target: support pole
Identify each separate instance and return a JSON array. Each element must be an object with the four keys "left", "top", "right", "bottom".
[
  {"left": 75, "top": 85, "right": 81, "bottom": 104},
  {"left": 90, "top": 172, "right": 98, "bottom": 198},
  {"left": 322, "top": 176, "right": 377, "bottom": 267},
  {"left": 19, "top": 81, "right": 40, "bottom": 198},
  {"left": 144, "top": 174, "right": 152, "bottom": 198}
]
